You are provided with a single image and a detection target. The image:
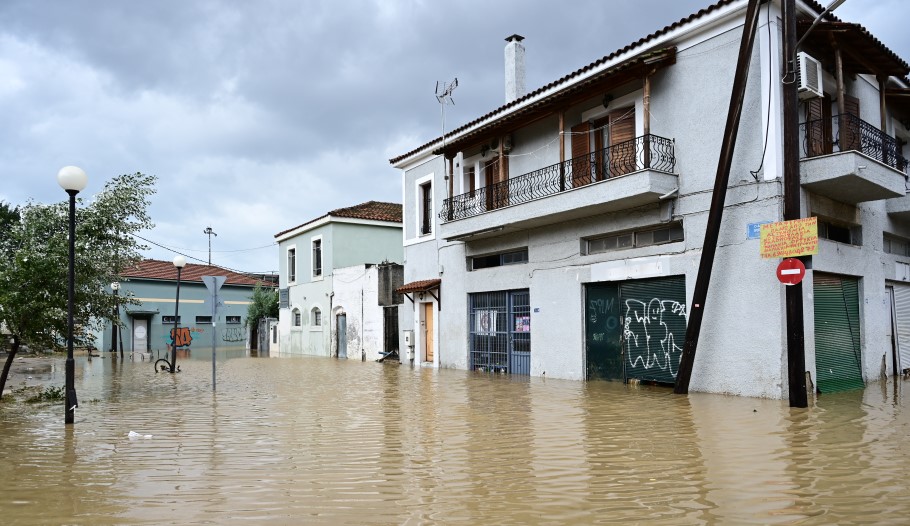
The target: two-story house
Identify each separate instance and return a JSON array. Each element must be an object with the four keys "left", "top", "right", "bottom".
[
  {"left": 391, "top": 0, "right": 910, "bottom": 398},
  {"left": 274, "top": 201, "right": 403, "bottom": 360}
]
